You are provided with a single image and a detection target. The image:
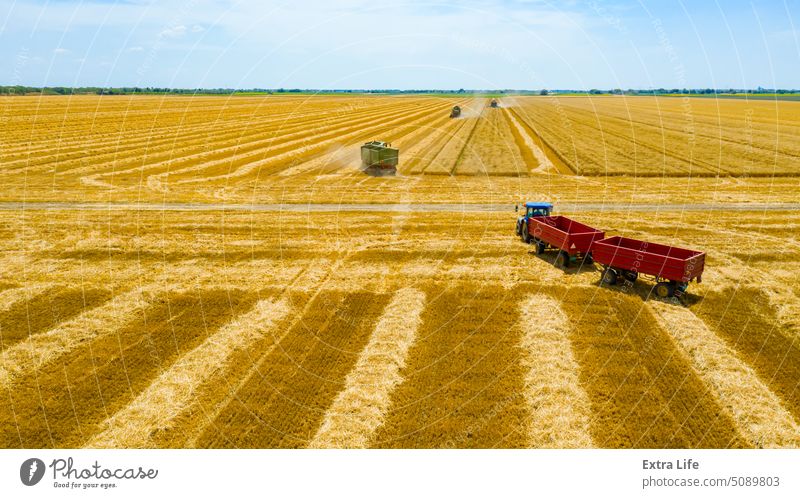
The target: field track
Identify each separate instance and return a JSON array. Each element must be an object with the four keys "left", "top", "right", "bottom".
[{"left": 2, "top": 201, "right": 800, "bottom": 212}]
